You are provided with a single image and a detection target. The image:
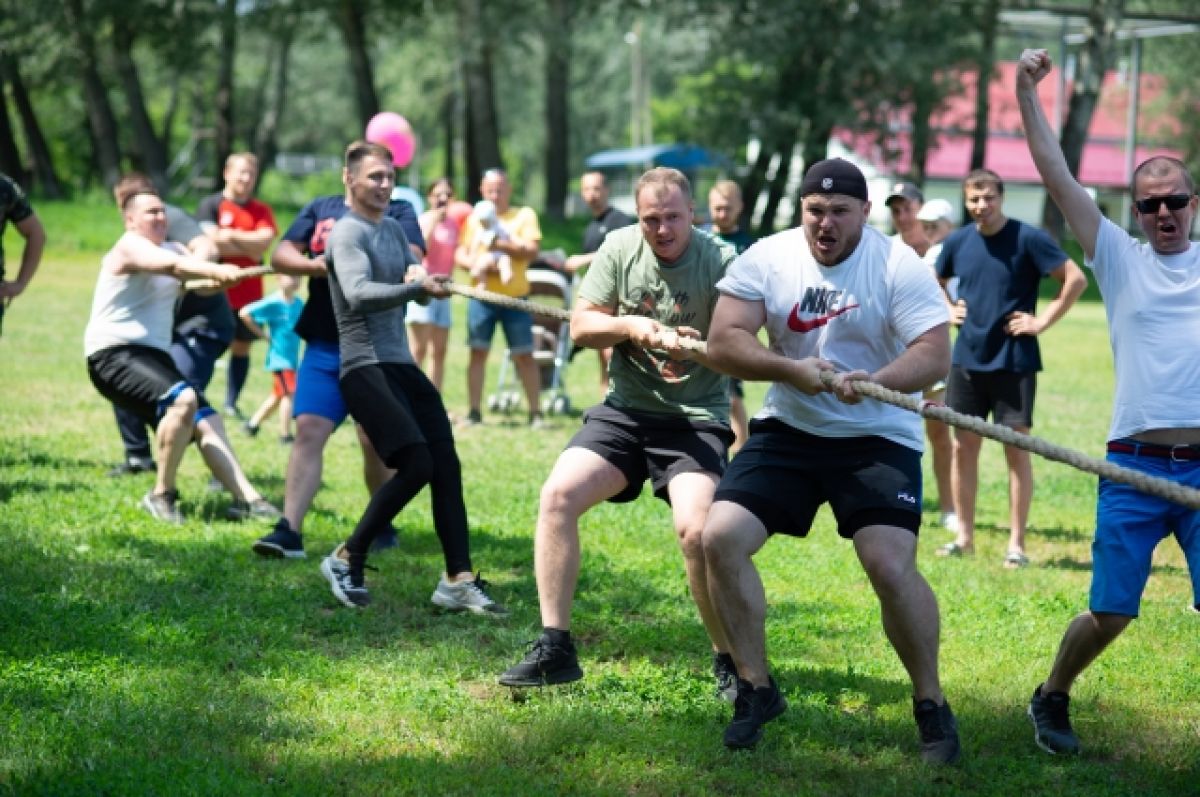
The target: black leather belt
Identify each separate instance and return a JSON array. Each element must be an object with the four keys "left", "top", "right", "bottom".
[{"left": 1107, "top": 440, "right": 1200, "bottom": 461}]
